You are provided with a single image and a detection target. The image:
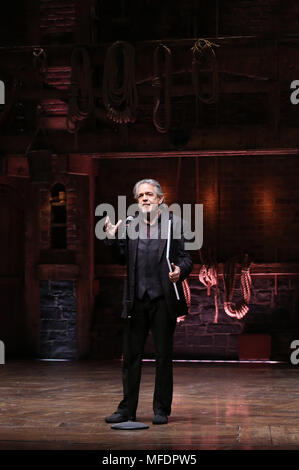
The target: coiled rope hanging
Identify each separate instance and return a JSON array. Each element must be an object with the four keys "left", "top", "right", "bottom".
[
  {"left": 199, "top": 253, "right": 252, "bottom": 322},
  {"left": 191, "top": 39, "right": 219, "bottom": 125},
  {"left": 152, "top": 44, "right": 172, "bottom": 133},
  {"left": 67, "top": 47, "right": 94, "bottom": 134},
  {"left": 223, "top": 256, "right": 252, "bottom": 320},
  {"left": 182, "top": 279, "right": 191, "bottom": 311},
  {"left": 102, "top": 41, "right": 138, "bottom": 124},
  {"left": 199, "top": 261, "right": 219, "bottom": 323}
]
